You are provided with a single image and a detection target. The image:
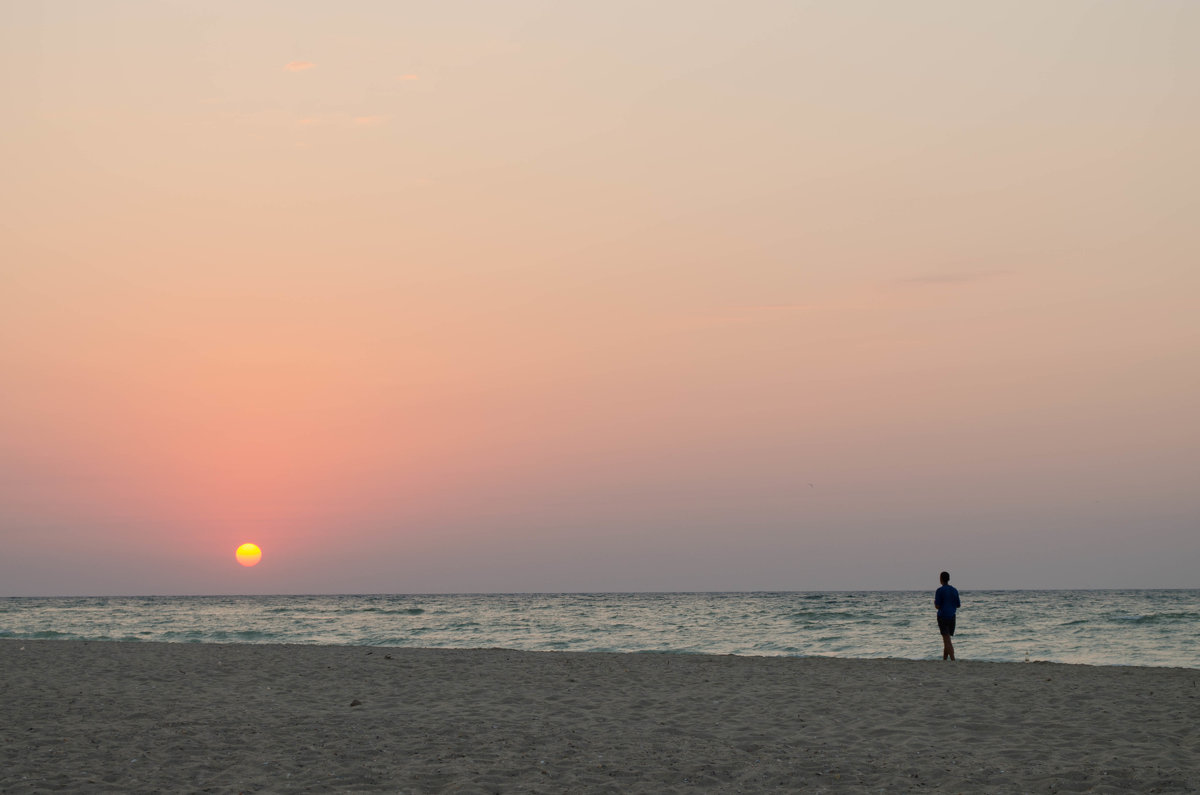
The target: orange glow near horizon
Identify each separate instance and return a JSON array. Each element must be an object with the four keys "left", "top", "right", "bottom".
[{"left": 235, "top": 543, "right": 263, "bottom": 567}]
